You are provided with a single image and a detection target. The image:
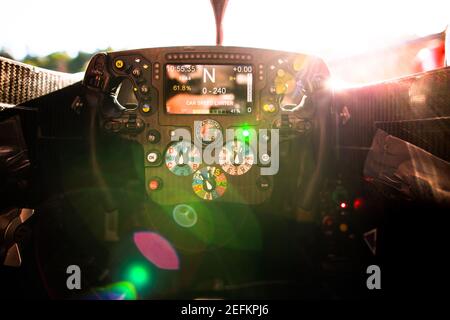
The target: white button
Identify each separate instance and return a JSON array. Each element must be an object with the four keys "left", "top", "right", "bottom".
[
  {"left": 147, "top": 152, "right": 158, "bottom": 163},
  {"left": 261, "top": 154, "right": 270, "bottom": 162}
]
